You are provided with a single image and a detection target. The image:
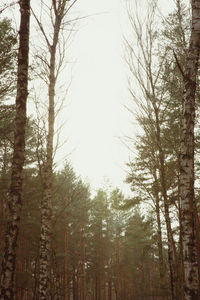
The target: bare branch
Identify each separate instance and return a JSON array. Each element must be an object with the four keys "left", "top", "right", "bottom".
[
  {"left": 173, "top": 50, "right": 185, "bottom": 78},
  {"left": 0, "top": 1, "right": 18, "bottom": 14},
  {"left": 31, "top": 6, "right": 51, "bottom": 50}
]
